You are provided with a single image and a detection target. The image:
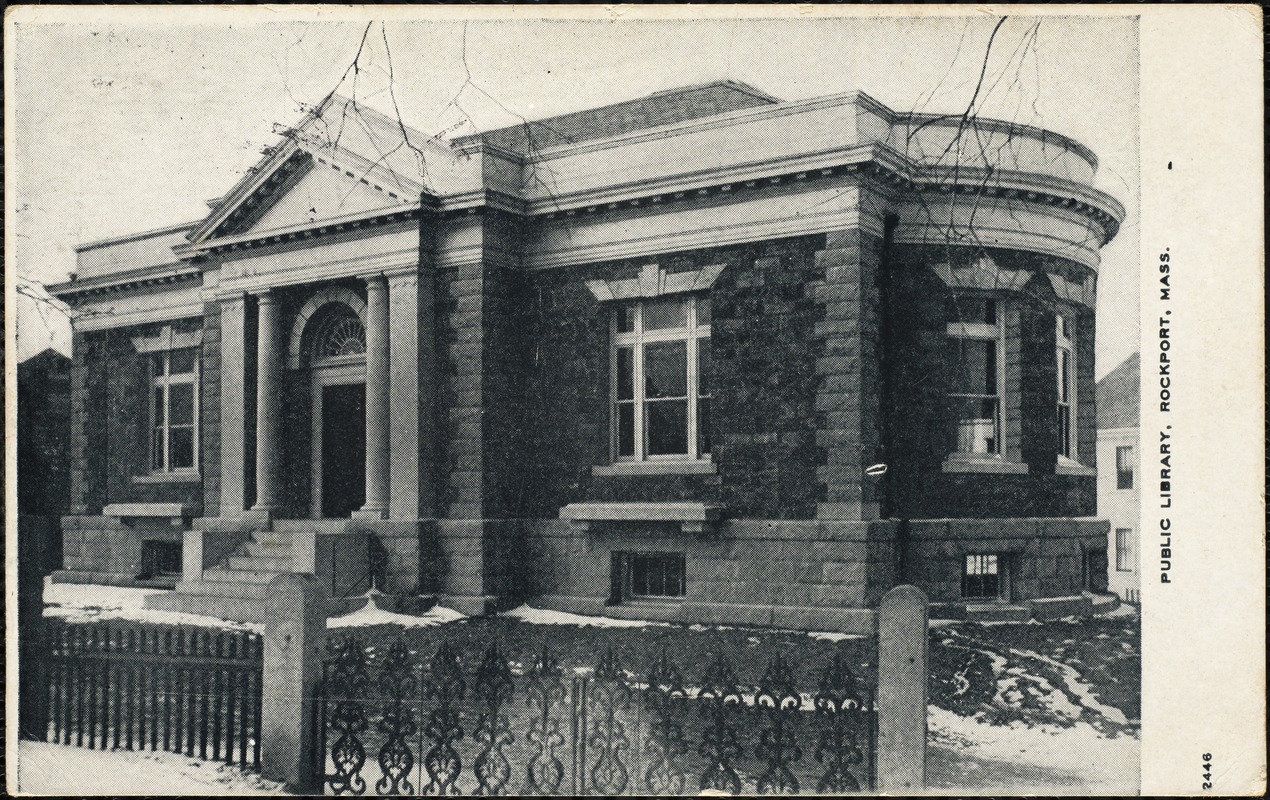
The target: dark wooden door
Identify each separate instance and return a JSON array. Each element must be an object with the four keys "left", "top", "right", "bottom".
[{"left": 321, "top": 383, "right": 366, "bottom": 518}]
